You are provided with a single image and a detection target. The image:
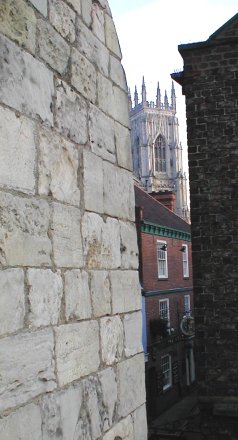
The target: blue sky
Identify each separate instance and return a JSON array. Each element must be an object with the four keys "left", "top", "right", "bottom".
[{"left": 109, "top": 0, "right": 238, "bottom": 174}]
